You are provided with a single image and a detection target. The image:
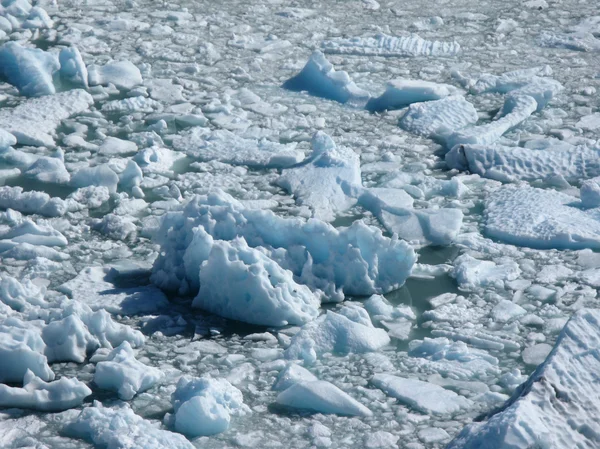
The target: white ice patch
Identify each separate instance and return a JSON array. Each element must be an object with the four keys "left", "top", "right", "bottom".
[
  {"left": 485, "top": 184, "right": 600, "bottom": 250},
  {"left": 447, "top": 309, "right": 600, "bottom": 449},
  {"left": 276, "top": 380, "right": 372, "bottom": 416},
  {"left": 173, "top": 127, "right": 304, "bottom": 168},
  {"left": 272, "top": 363, "right": 318, "bottom": 391},
  {"left": 0, "top": 187, "right": 66, "bottom": 217},
  {"left": 321, "top": 33, "right": 460, "bottom": 57},
  {"left": 93, "top": 341, "right": 163, "bottom": 400},
  {"left": 0, "top": 89, "right": 94, "bottom": 147},
  {"left": 366, "top": 79, "right": 462, "bottom": 112},
  {"left": 277, "top": 132, "right": 360, "bottom": 221},
  {"left": 165, "top": 376, "right": 248, "bottom": 437},
  {"left": 0, "top": 369, "right": 91, "bottom": 411},
  {"left": 452, "top": 254, "right": 521, "bottom": 290},
  {"left": 88, "top": 60, "right": 143, "bottom": 90},
  {"left": 371, "top": 373, "right": 472, "bottom": 415},
  {"left": 283, "top": 50, "right": 370, "bottom": 105}
]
